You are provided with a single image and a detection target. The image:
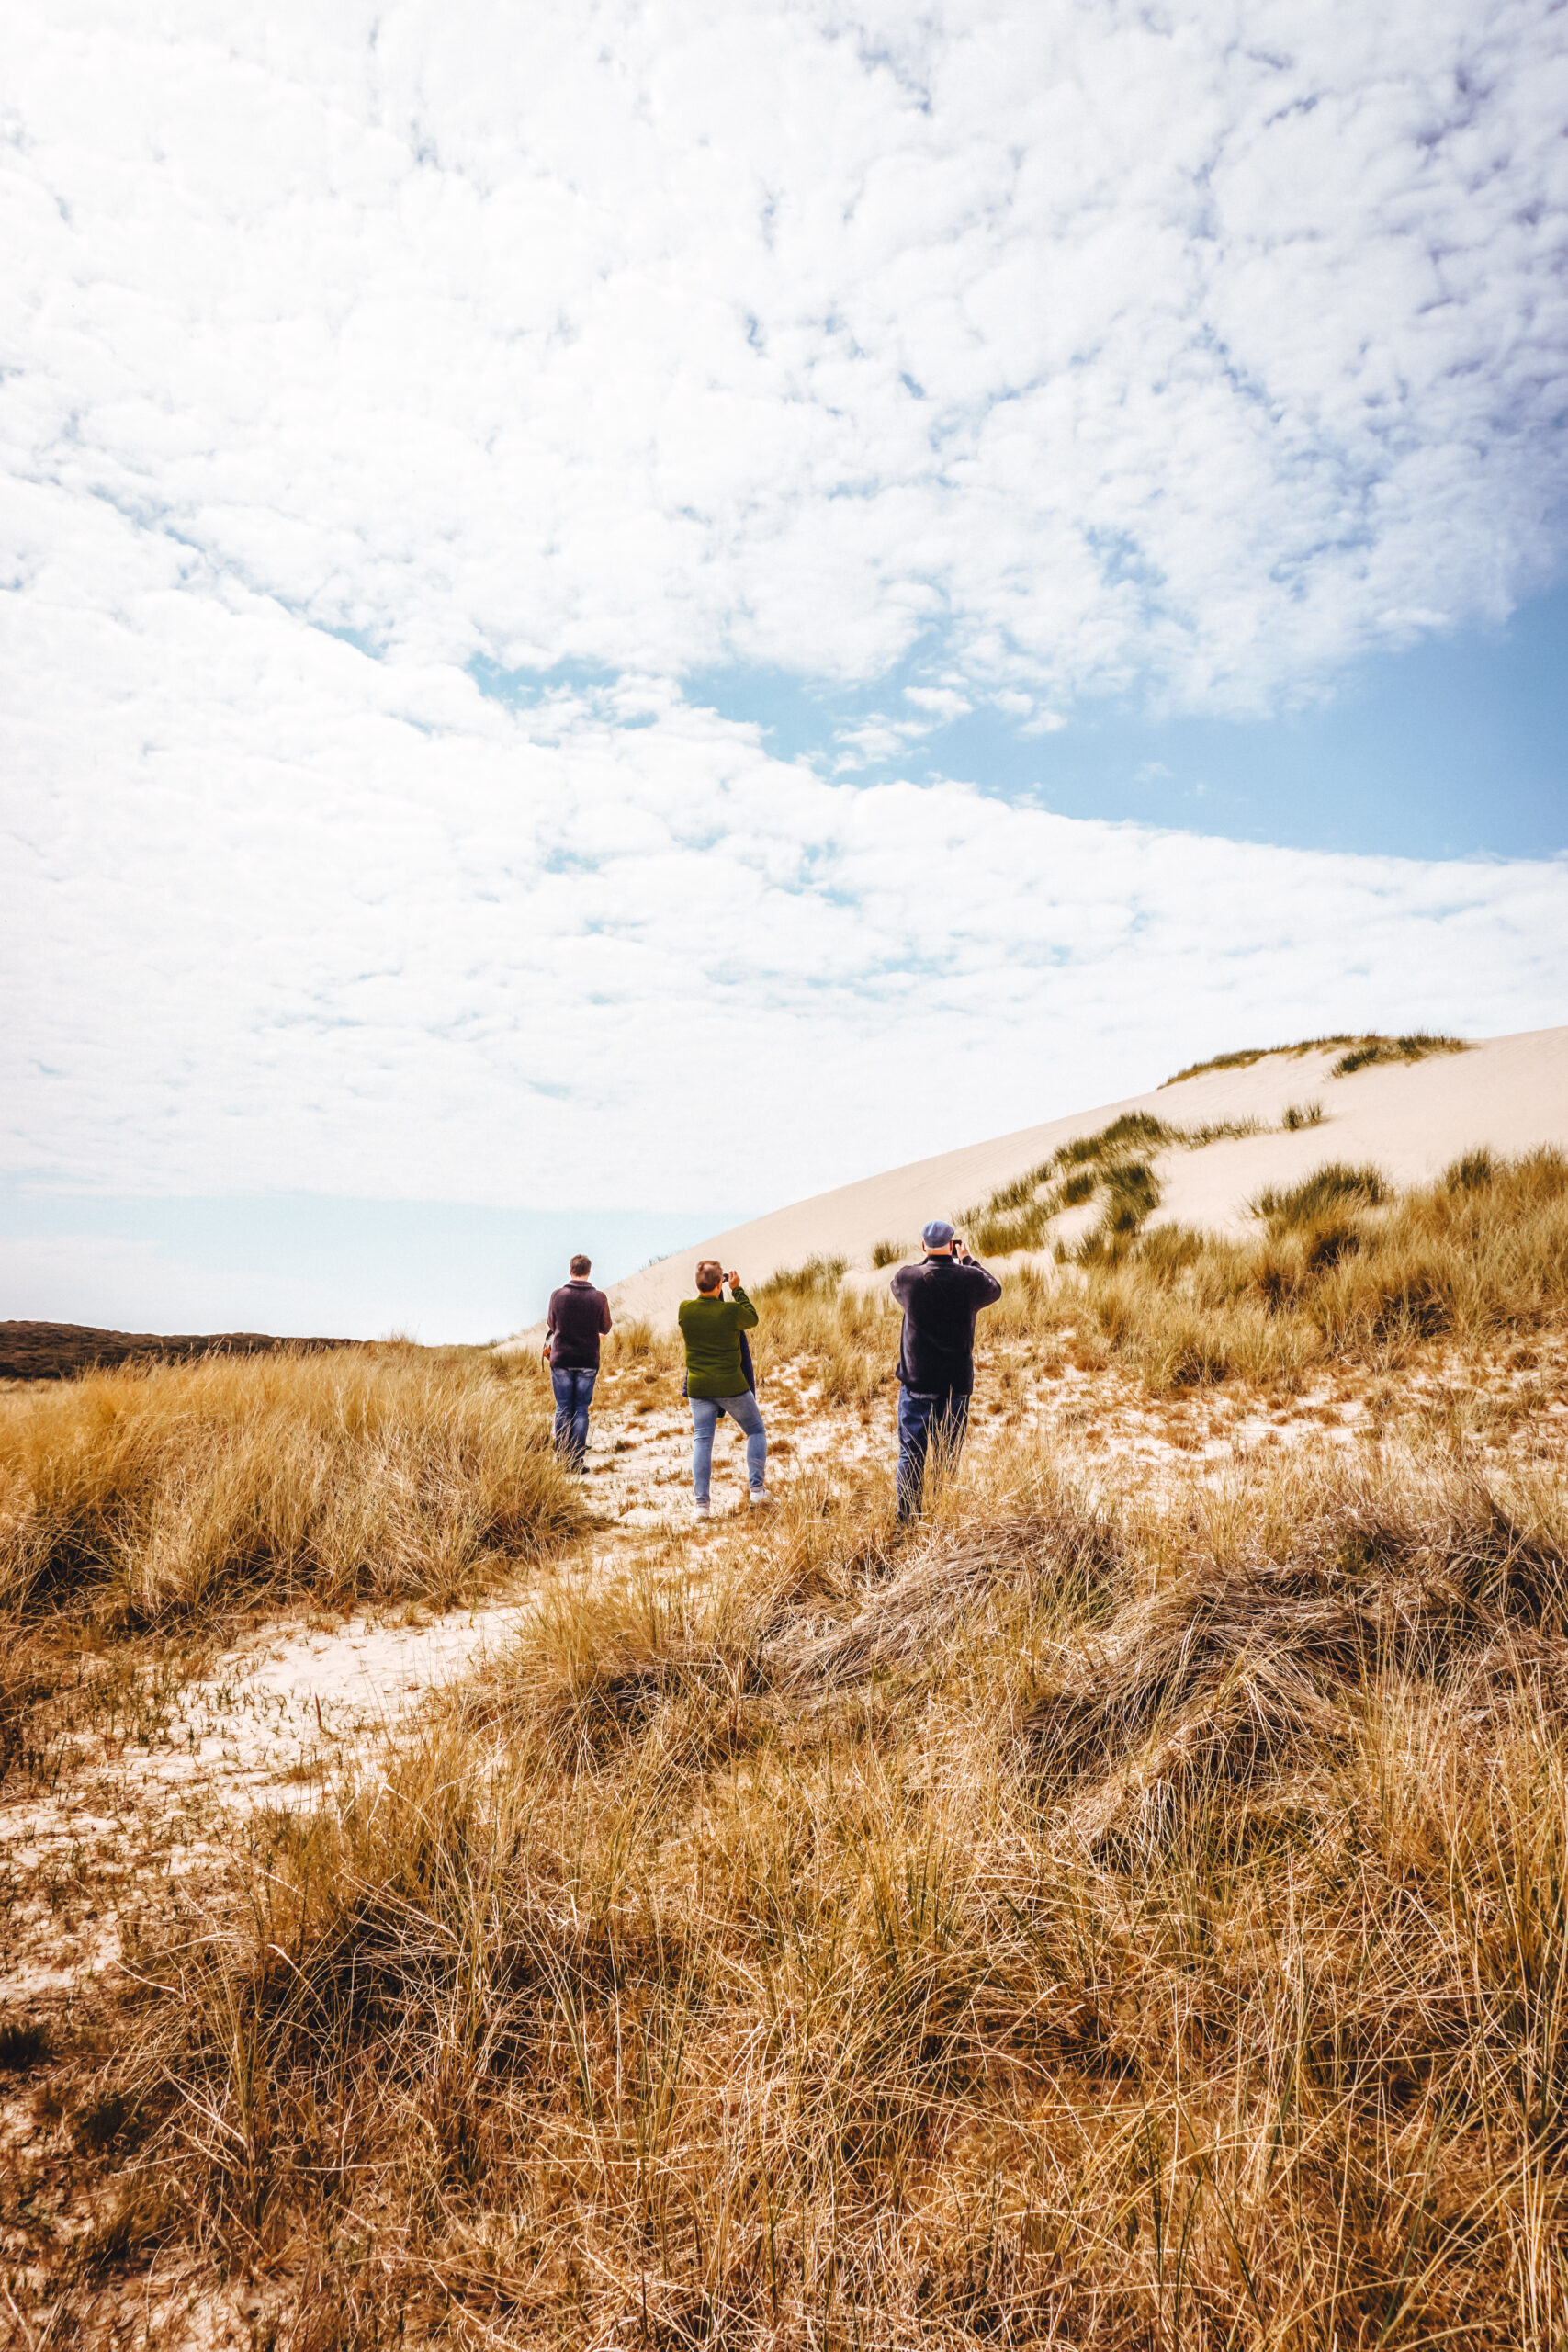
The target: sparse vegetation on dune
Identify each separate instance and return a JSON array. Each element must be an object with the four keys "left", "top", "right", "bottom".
[
  {"left": 597, "top": 1253, "right": 892, "bottom": 1408},
  {"left": 591, "top": 1143, "right": 1566, "bottom": 1420},
  {"left": 758, "top": 1250, "right": 850, "bottom": 1300},
  {"left": 1075, "top": 1148, "right": 1568, "bottom": 1390},
  {"left": 964, "top": 1110, "right": 1266, "bottom": 1260},
  {"left": 0, "top": 1345, "right": 583, "bottom": 1634},
  {"left": 1163, "top": 1030, "right": 1470, "bottom": 1088},
  {"left": 1331, "top": 1031, "right": 1470, "bottom": 1077},
  {"left": 103, "top": 1438, "right": 1568, "bottom": 2343},
  {"left": 1255, "top": 1159, "right": 1390, "bottom": 1227},
  {"left": 720, "top": 1149, "right": 1568, "bottom": 1405}
]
